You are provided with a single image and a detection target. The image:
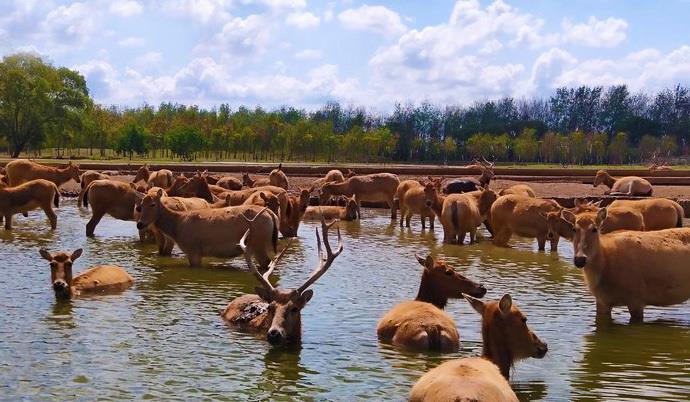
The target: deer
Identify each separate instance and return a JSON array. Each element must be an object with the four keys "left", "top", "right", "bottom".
[
  {"left": 593, "top": 170, "right": 653, "bottom": 196},
  {"left": 136, "top": 190, "right": 279, "bottom": 267},
  {"left": 490, "top": 194, "right": 563, "bottom": 251},
  {"left": 77, "top": 170, "right": 111, "bottom": 205},
  {"left": 133, "top": 164, "right": 174, "bottom": 189},
  {"left": 83, "top": 179, "right": 146, "bottom": 237},
  {"left": 320, "top": 173, "right": 400, "bottom": 220},
  {"left": 409, "top": 294, "right": 547, "bottom": 401},
  {"left": 268, "top": 163, "right": 289, "bottom": 190},
  {"left": 215, "top": 175, "right": 243, "bottom": 190},
  {"left": 0, "top": 179, "right": 60, "bottom": 230},
  {"left": 609, "top": 198, "right": 684, "bottom": 230},
  {"left": 303, "top": 196, "right": 359, "bottom": 221},
  {"left": 377, "top": 254, "right": 486, "bottom": 352},
  {"left": 396, "top": 178, "right": 442, "bottom": 230},
  {"left": 222, "top": 213, "right": 343, "bottom": 345},
  {"left": 5, "top": 159, "right": 80, "bottom": 187},
  {"left": 242, "top": 172, "right": 270, "bottom": 188},
  {"left": 562, "top": 208, "right": 690, "bottom": 323},
  {"left": 39, "top": 248, "right": 134, "bottom": 300},
  {"left": 442, "top": 157, "right": 495, "bottom": 194},
  {"left": 278, "top": 189, "right": 310, "bottom": 237},
  {"left": 498, "top": 184, "right": 536, "bottom": 197}
]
